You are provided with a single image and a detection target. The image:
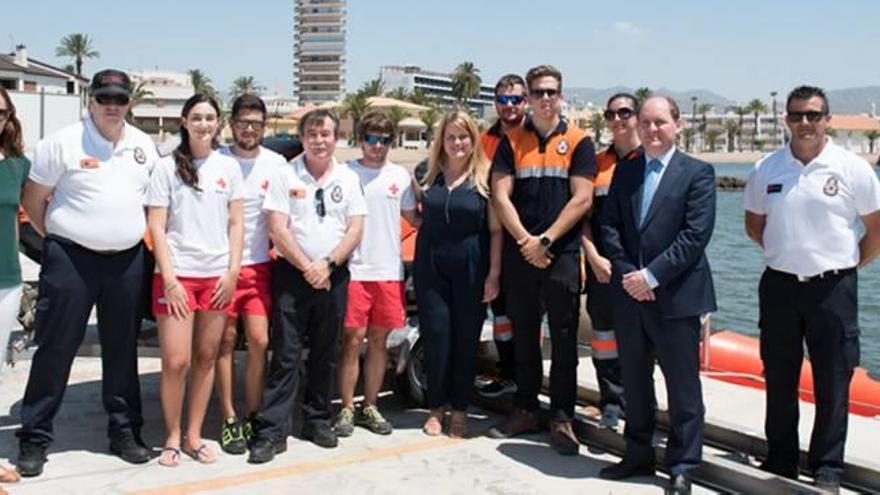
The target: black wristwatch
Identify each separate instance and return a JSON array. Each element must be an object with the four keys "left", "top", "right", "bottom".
[
  {"left": 324, "top": 256, "right": 338, "bottom": 272},
  {"left": 539, "top": 234, "right": 553, "bottom": 249}
]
